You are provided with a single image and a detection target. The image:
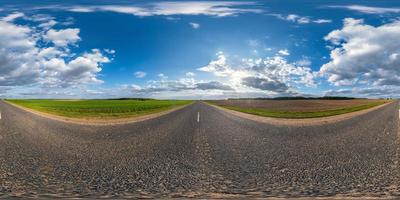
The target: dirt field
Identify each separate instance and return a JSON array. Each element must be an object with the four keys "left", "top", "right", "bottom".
[{"left": 207, "top": 99, "right": 388, "bottom": 112}]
